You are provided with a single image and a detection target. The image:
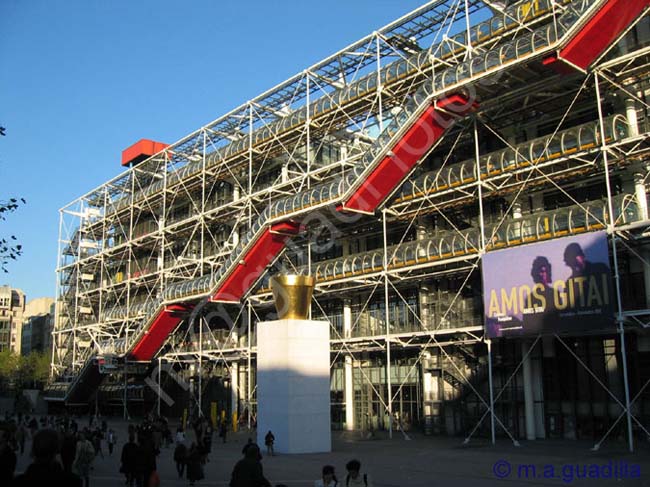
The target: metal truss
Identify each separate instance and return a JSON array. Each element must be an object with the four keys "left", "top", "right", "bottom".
[{"left": 50, "top": 0, "right": 650, "bottom": 450}]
